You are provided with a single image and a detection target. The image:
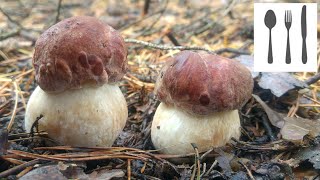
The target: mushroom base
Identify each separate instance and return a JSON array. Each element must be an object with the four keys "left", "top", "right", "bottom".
[
  {"left": 151, "top": 103, "right": 241, "bottom": 154},
  {"left": 25, "top": 84, "right": 128, "bottom": 147}
]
